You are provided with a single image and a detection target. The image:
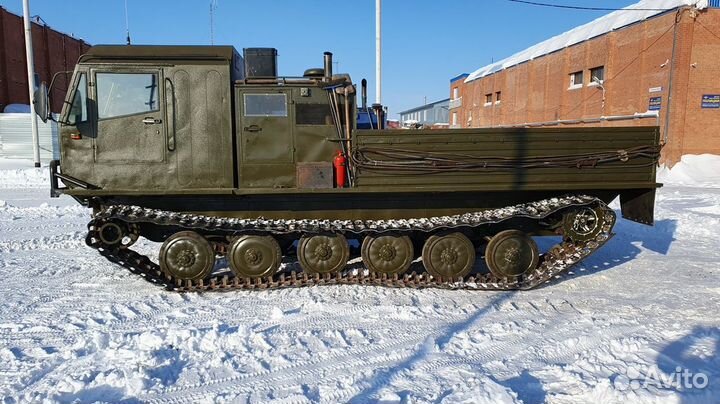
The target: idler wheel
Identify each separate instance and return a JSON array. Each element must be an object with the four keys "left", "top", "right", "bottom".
[
  {"left": 227, "top": 235, "right": 282, "bottom": 279},
  {"left": 562, "top": 206, "right": 606, "bottom": 242},
  {"left": 98, "top": 221, "right": 124, "bottom": 246},
  {"left": 421, "top": 232, "right": 475, "bottom": 279},
  {"left": 485, "top": 230, "right": 539, "bottom": 278},
  {"left": 361, "top": 234, "right": 414, "bottom": 275},
  {"left": 96, "top": 220, "right": 139, "bottom": 249},
  {"left": 297, "top": 233, "right": 349, "bottom": 274},
  {"left": 159, "top": 231, "right": 215, "bottom": 280}
]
